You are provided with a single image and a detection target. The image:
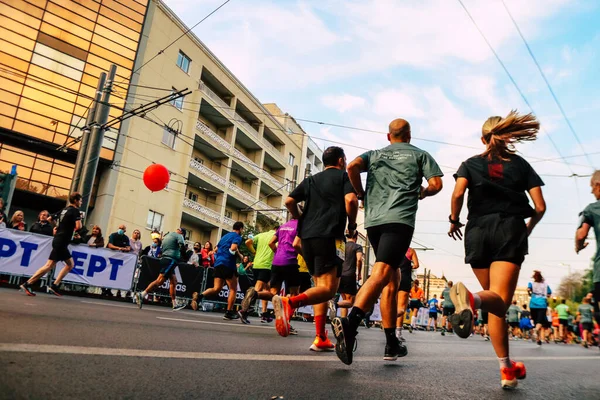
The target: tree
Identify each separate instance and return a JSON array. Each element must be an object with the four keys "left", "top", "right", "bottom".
[{"left": 557, "top": 269, "right": 594, "bottom": 302}]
